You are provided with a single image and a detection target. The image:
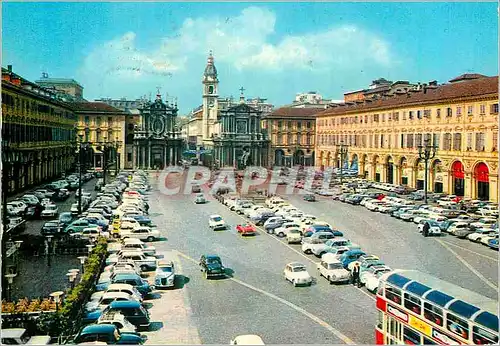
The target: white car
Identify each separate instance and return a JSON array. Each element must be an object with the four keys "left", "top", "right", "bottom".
[
  {"left": 365, "top": 200, "right": 385, "bottom": 211},
  {"left": 417, "top": 221, "right": 442, "bottom": 236},
  {"left": 103, "top": 283, "right": 143, "bottom": 302},
  {"left": 85, "top": 291, "right": 139, "bottom": 312},
  {"left": 316, "top": 256, "right": 350, "bottom": 284},
  {"left": 286, "top": 229, "right": 302, "bottom": 244},
  {"left": 230, "top": 335, "right": 265, "bottom": 345},
  {"left": 108, "top": 251, "right": 157, "bottom": 271},
  {"left": 447, "top": 222, "right": 471, "bottom": 236},
  {"left": 311, "top": 238, "right": 357, "bottom": 257},
  {"left": 480, "top": 232, "right": 499, "bottom": 246},
  {"left": 209, "top": 214, "right": 227, "bottom": 230},
  {"left": 274, "top": 222, "right": 301, "bottom": 237},
  {"left": 97, "top": 312, "right": 137, "bottom": 333},
  {"left": 283, "top": 262, "right": 312, "bottom": 287},
  {"left": 120, "top": 227, "right": 161, "bottom": 242},
  {"left": 467, "top": 228, "right": 498, "bottom": 242},
  {"left": 363, "top": 267, "right": 393, "bottom": 293},
  {"left": 302, "top": 232, "right": 336, "bottom": 254},
  {"left": 121, "top": 238, "right": 156, "bottom": 256},
  {"left": 154, "top": 259, "right": 176, "bottom": 289},
  {"left": 41, "top": 204, "right": 59, "bottom": 218},
  {"left": 321, "top": 246, "right": 352, "bottom": 260},
  {"left": 470, "top": 218, "right": 498, "bottom": 230}
]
